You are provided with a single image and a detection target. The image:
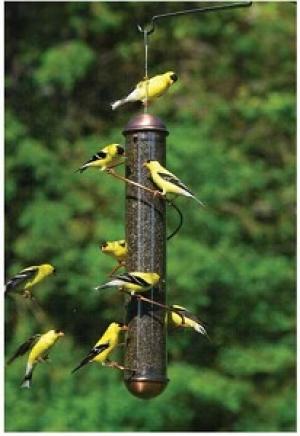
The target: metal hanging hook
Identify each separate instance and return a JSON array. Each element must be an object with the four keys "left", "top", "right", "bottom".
[{"left": 137, "top": 1, "right": 252, "bottom": 36}]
